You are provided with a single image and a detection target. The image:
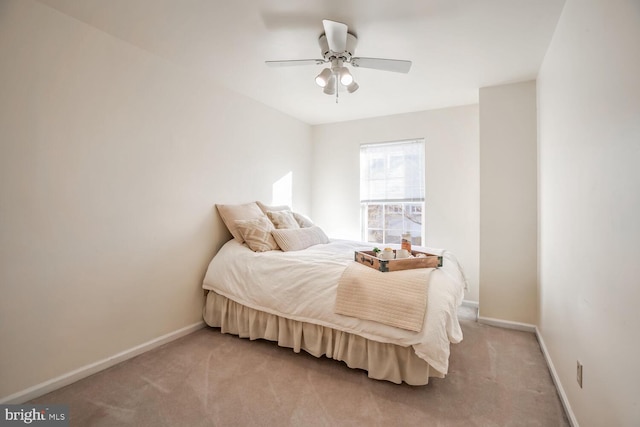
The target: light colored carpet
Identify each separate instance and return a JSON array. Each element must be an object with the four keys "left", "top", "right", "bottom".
[{"left": 31, "top": 310, "right": 569, "bottom": 426}]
